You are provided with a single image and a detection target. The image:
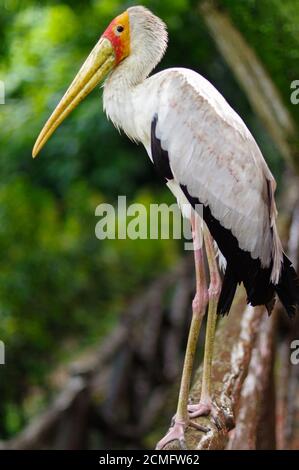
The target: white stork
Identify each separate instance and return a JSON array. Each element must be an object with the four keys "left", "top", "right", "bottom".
[{"left": 33, "top": 6, "right": 299, "bottom": 449}]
